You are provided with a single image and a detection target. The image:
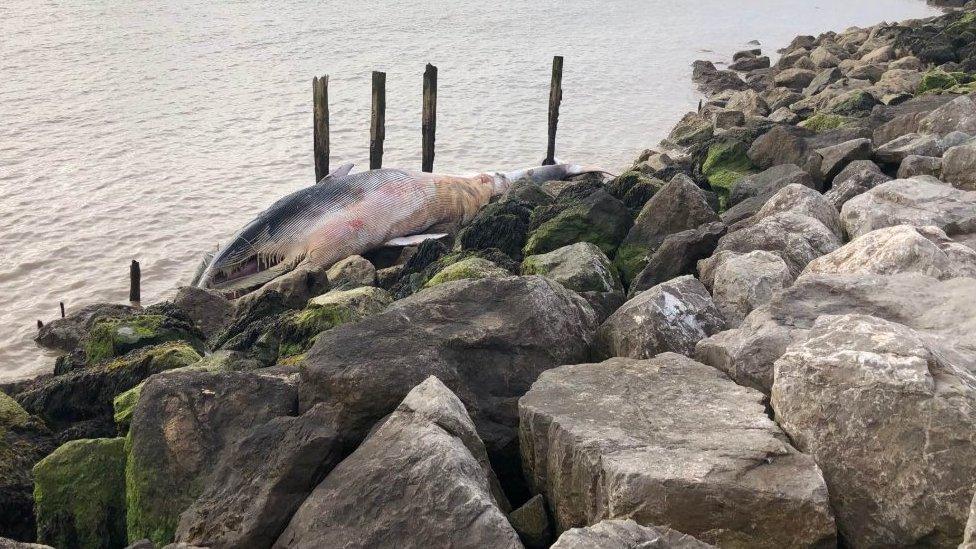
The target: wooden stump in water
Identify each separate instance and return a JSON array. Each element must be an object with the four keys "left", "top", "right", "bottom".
[
  {"left": 370, "top": 71, "right": 386, "bottom": 170},
  {"left": 422, "top": 64, "right": 437, "bottom": 173},
  {"left": 313, "top": 75, "right": 330, "bottom": 181},
  {"left": 543, "top": 56, "right": 564, "bottom": 166},
  {"left": 129, "top": 260, "right": 141, "bottom": 303}
]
